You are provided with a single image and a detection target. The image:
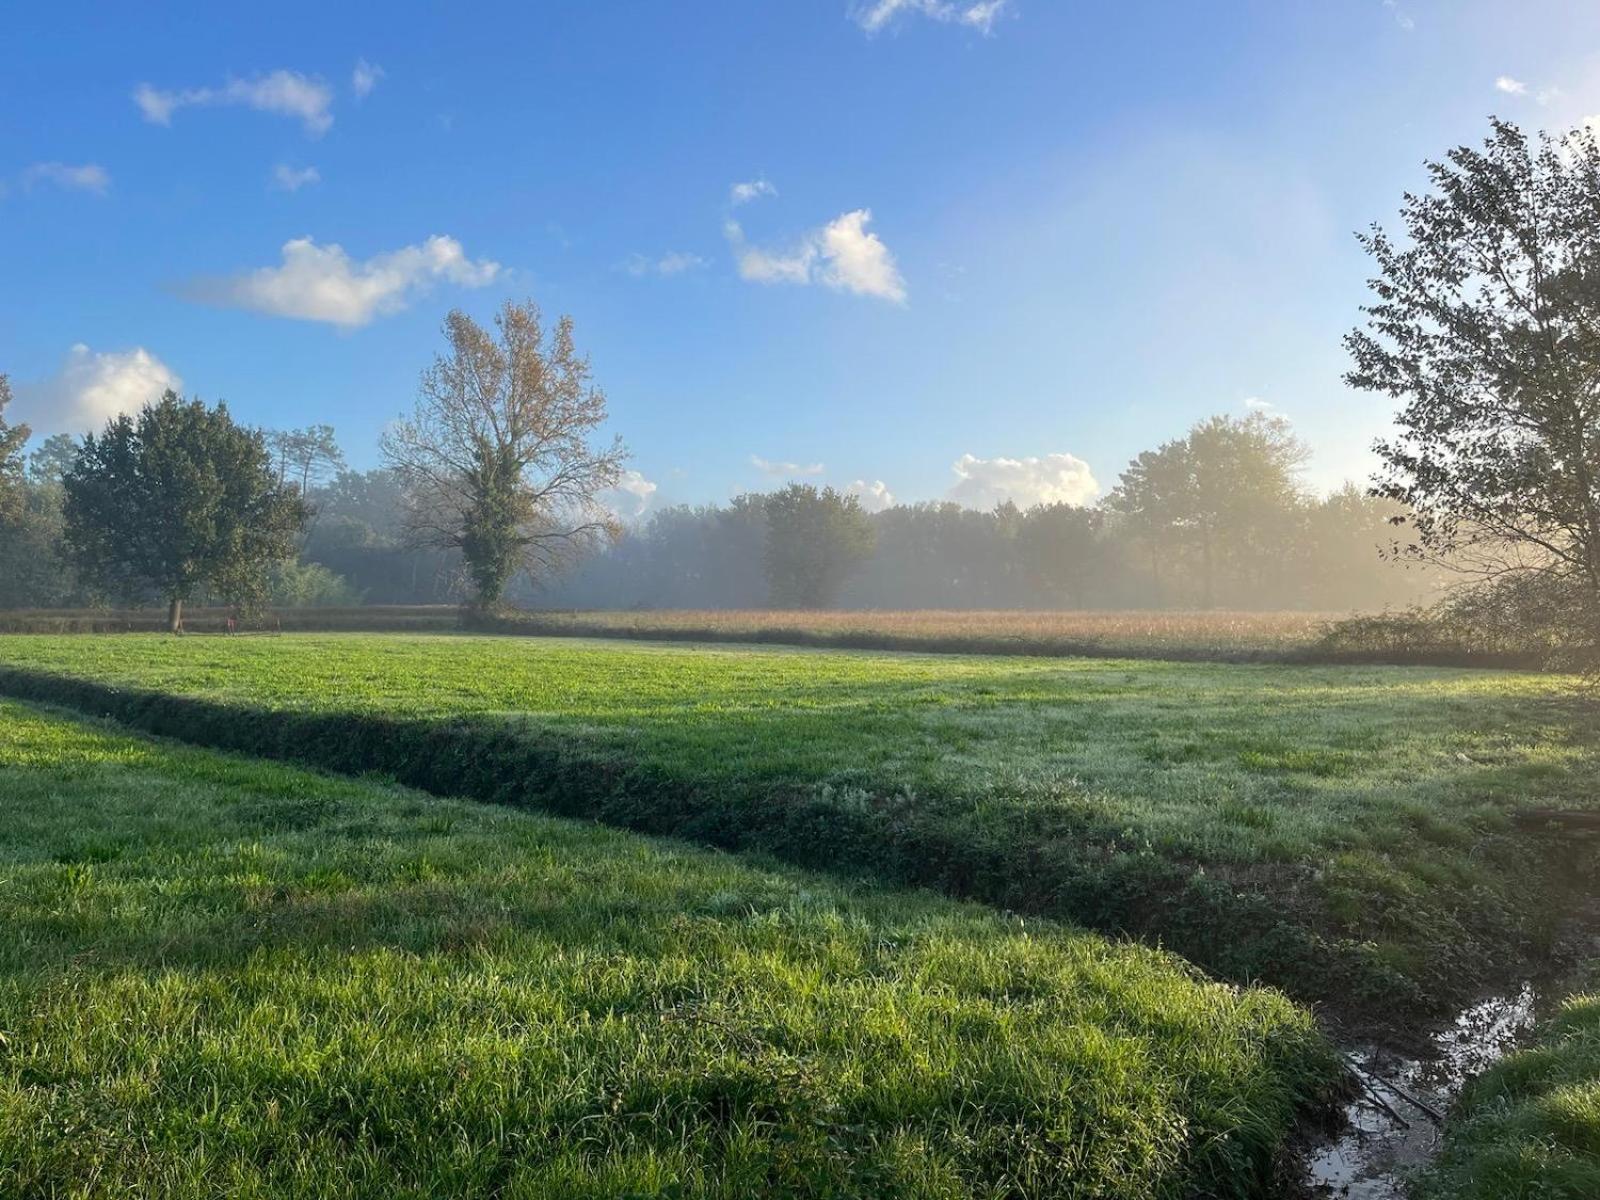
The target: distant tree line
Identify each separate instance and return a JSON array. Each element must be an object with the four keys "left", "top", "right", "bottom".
[
  {"left": 530, "top": 412, "right": 1433, "bottom": 612},
  {"left": 0, "top": 378, "right": 1432, "bottom": 618}
]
